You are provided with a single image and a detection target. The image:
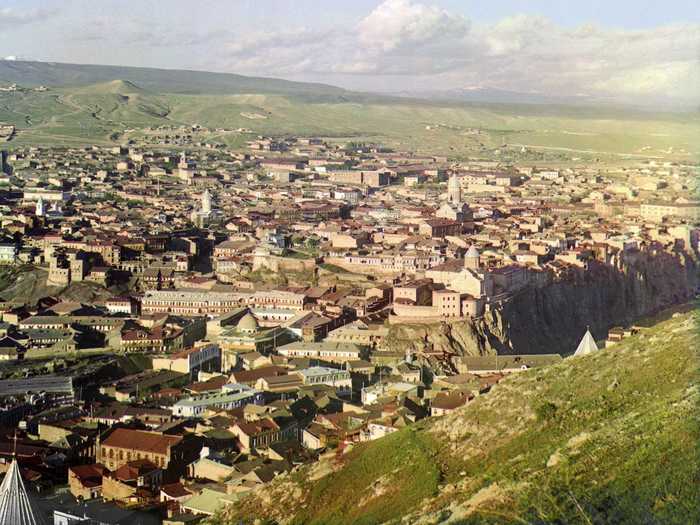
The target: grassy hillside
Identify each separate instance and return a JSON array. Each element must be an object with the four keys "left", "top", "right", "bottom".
[
  {"left": 0, "top": 61, "right": 698, "bottom": 159},
  {"left": 0, "top": 60, "right": 352, "bottom": 98},
  {"left": 217, "top": 304, "right": 700, "bottom": 525}
]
